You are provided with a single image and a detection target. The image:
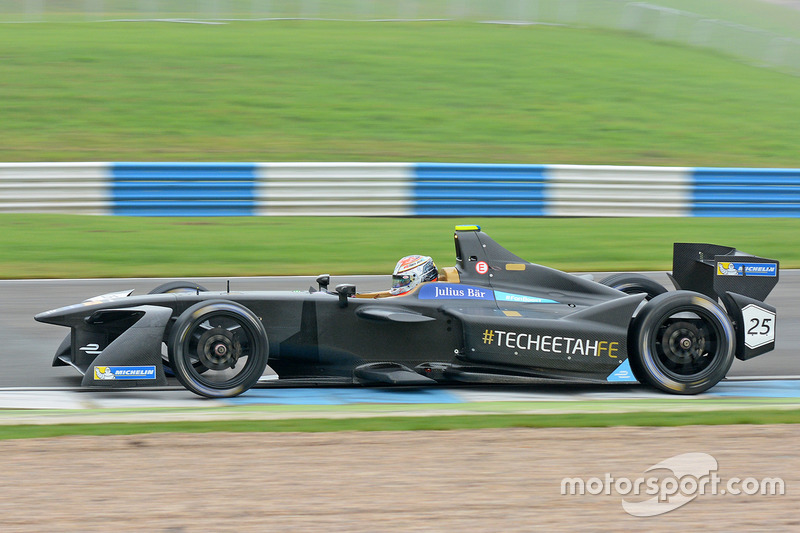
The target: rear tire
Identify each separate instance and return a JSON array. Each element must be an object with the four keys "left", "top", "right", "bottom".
[
  {"left": 168, "top": 300, "right": 268, "bottom": 398},
  {"left": 600, "top": 273, "right": 667, "bottom": 300},
  {"left": 630, "top": 291, "right": 735, "bottom": 394}
]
